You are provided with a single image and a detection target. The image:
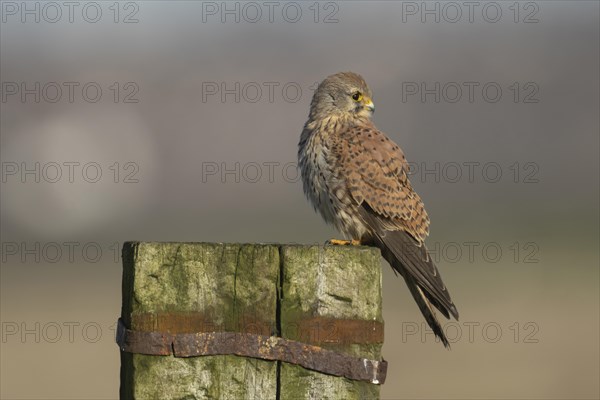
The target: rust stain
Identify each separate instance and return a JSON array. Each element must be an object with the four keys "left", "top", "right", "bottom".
[{"left": 130, "top": 312, "right": 383, "bottom": 344}]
